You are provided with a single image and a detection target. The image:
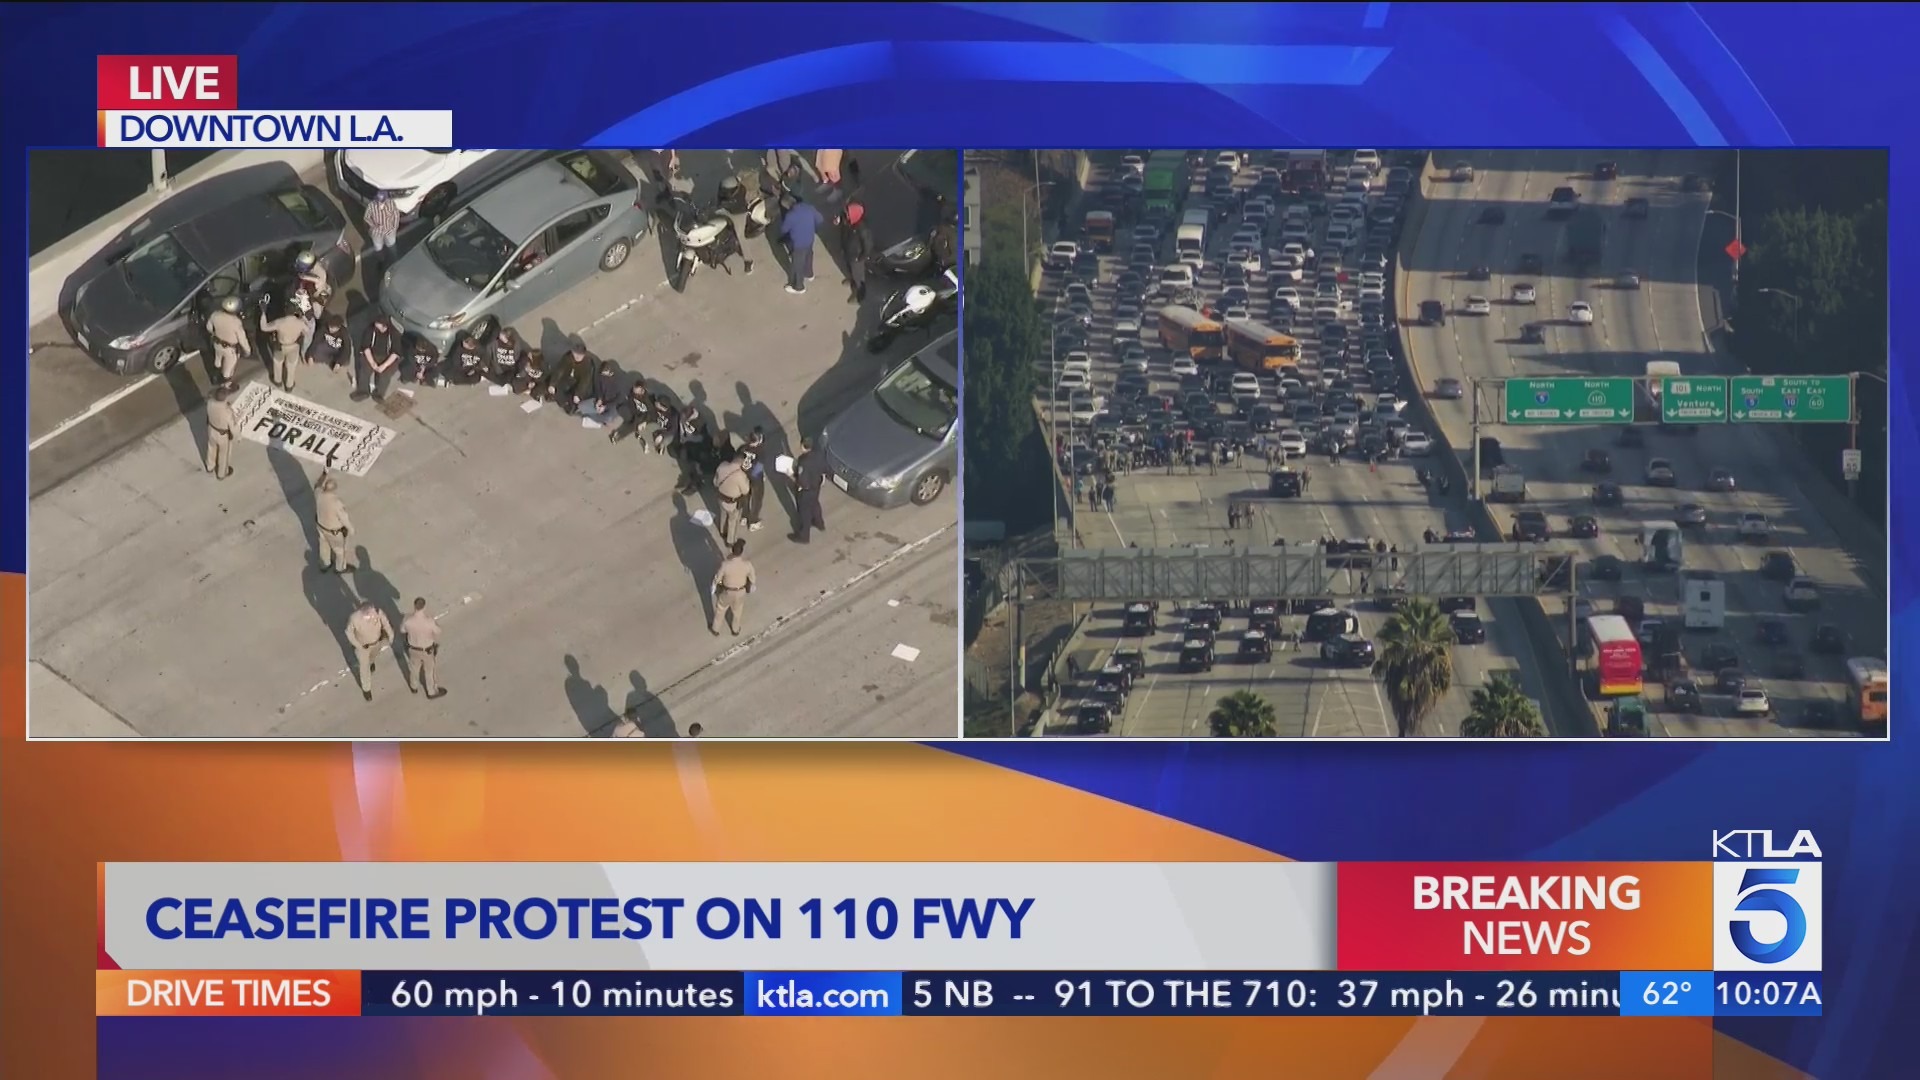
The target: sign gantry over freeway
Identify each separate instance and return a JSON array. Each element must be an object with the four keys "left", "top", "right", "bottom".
[
  {"left": 1729, "top": 375, "right": 1853, "bottom": 423},
  {"left": 1501, "top": 378, "right": 1634, "bottom": 425},
  {"left": 1658, "top": 376, "right": 1727, "bottom": 423}
]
